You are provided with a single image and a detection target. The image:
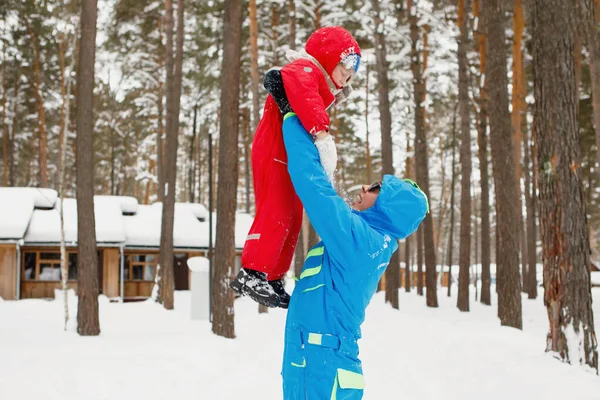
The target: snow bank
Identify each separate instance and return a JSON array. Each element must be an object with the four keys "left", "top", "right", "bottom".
[{"left": 1, "top": 288, "right": 599, "bottom": 400}]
